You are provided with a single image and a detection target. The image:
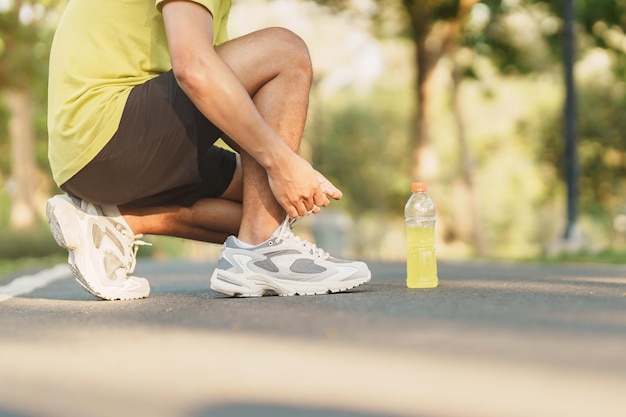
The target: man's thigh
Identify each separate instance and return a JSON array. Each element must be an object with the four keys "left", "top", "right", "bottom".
[{"left": 62, "top": 71, "right": 237, "bottom": 207}]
